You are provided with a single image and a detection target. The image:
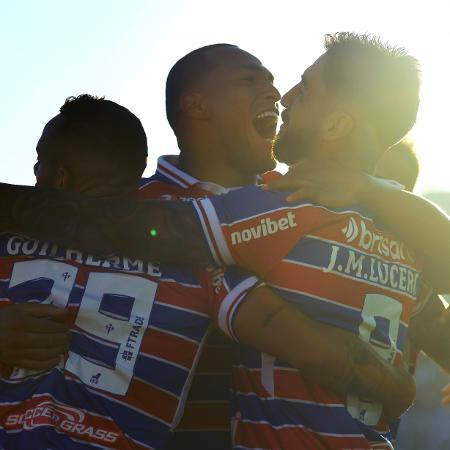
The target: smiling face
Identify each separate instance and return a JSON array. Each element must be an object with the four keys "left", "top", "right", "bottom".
[
  {"left": 198, "top": 47, "right": 280, "bottom": 175},
  {"left": 274, "top": 54, "right": 336, "bottom": 165}
]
